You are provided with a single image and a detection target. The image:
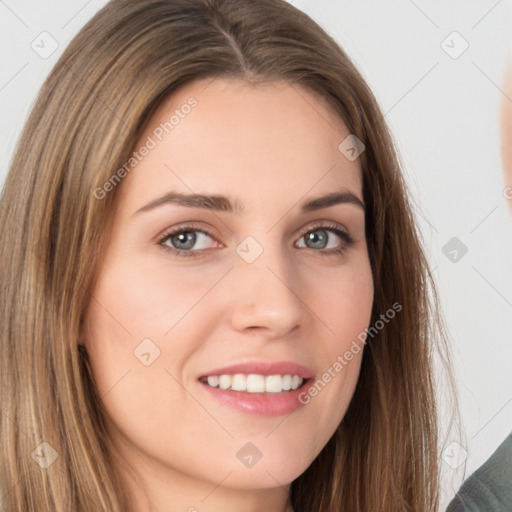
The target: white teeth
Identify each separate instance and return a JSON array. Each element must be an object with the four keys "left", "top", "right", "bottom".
[
  {"left": 231, "top": 374, "right": 246, "bottom": 391},
  {"left": 265, "top": 375, "right": 282, "bottom": 393},
  {"left": 203, "top": 373, "right": 304, "bottom": 393},
  {"left": 207, "top": 375, "right": 219, "bottom": 388},
  {"left": 291, "top": 375, "right": 302, "bottom": 390},
  {"left": 218, "top": 375, "right": 231, "bottom": 390},
  {"left": 246, "top": 374, "right": 265, "bottom": 392}
]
